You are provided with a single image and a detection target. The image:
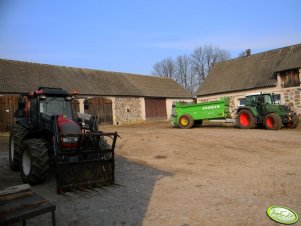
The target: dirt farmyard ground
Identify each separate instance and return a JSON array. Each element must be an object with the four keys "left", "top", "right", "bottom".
[{"left": 0, "top": 121, "right": 300, "bottom": 226}]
